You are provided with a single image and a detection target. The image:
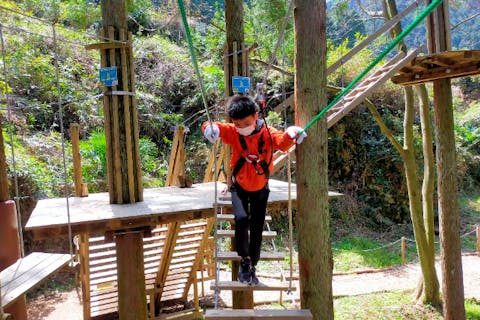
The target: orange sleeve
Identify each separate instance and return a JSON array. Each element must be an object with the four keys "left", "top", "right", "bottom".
[{"left": 268, "top": 126, "right": 295, "bottom": 152}]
